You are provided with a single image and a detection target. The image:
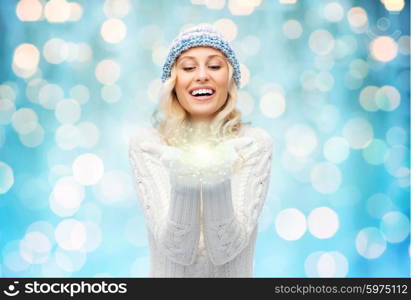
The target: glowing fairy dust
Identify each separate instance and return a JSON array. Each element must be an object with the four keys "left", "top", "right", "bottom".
[
  {"left": 160, "top": 122, "right": 246, "bottom": 185},
  {"left": 183, "top": 144, "right": 215, "bottom": 169}
]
